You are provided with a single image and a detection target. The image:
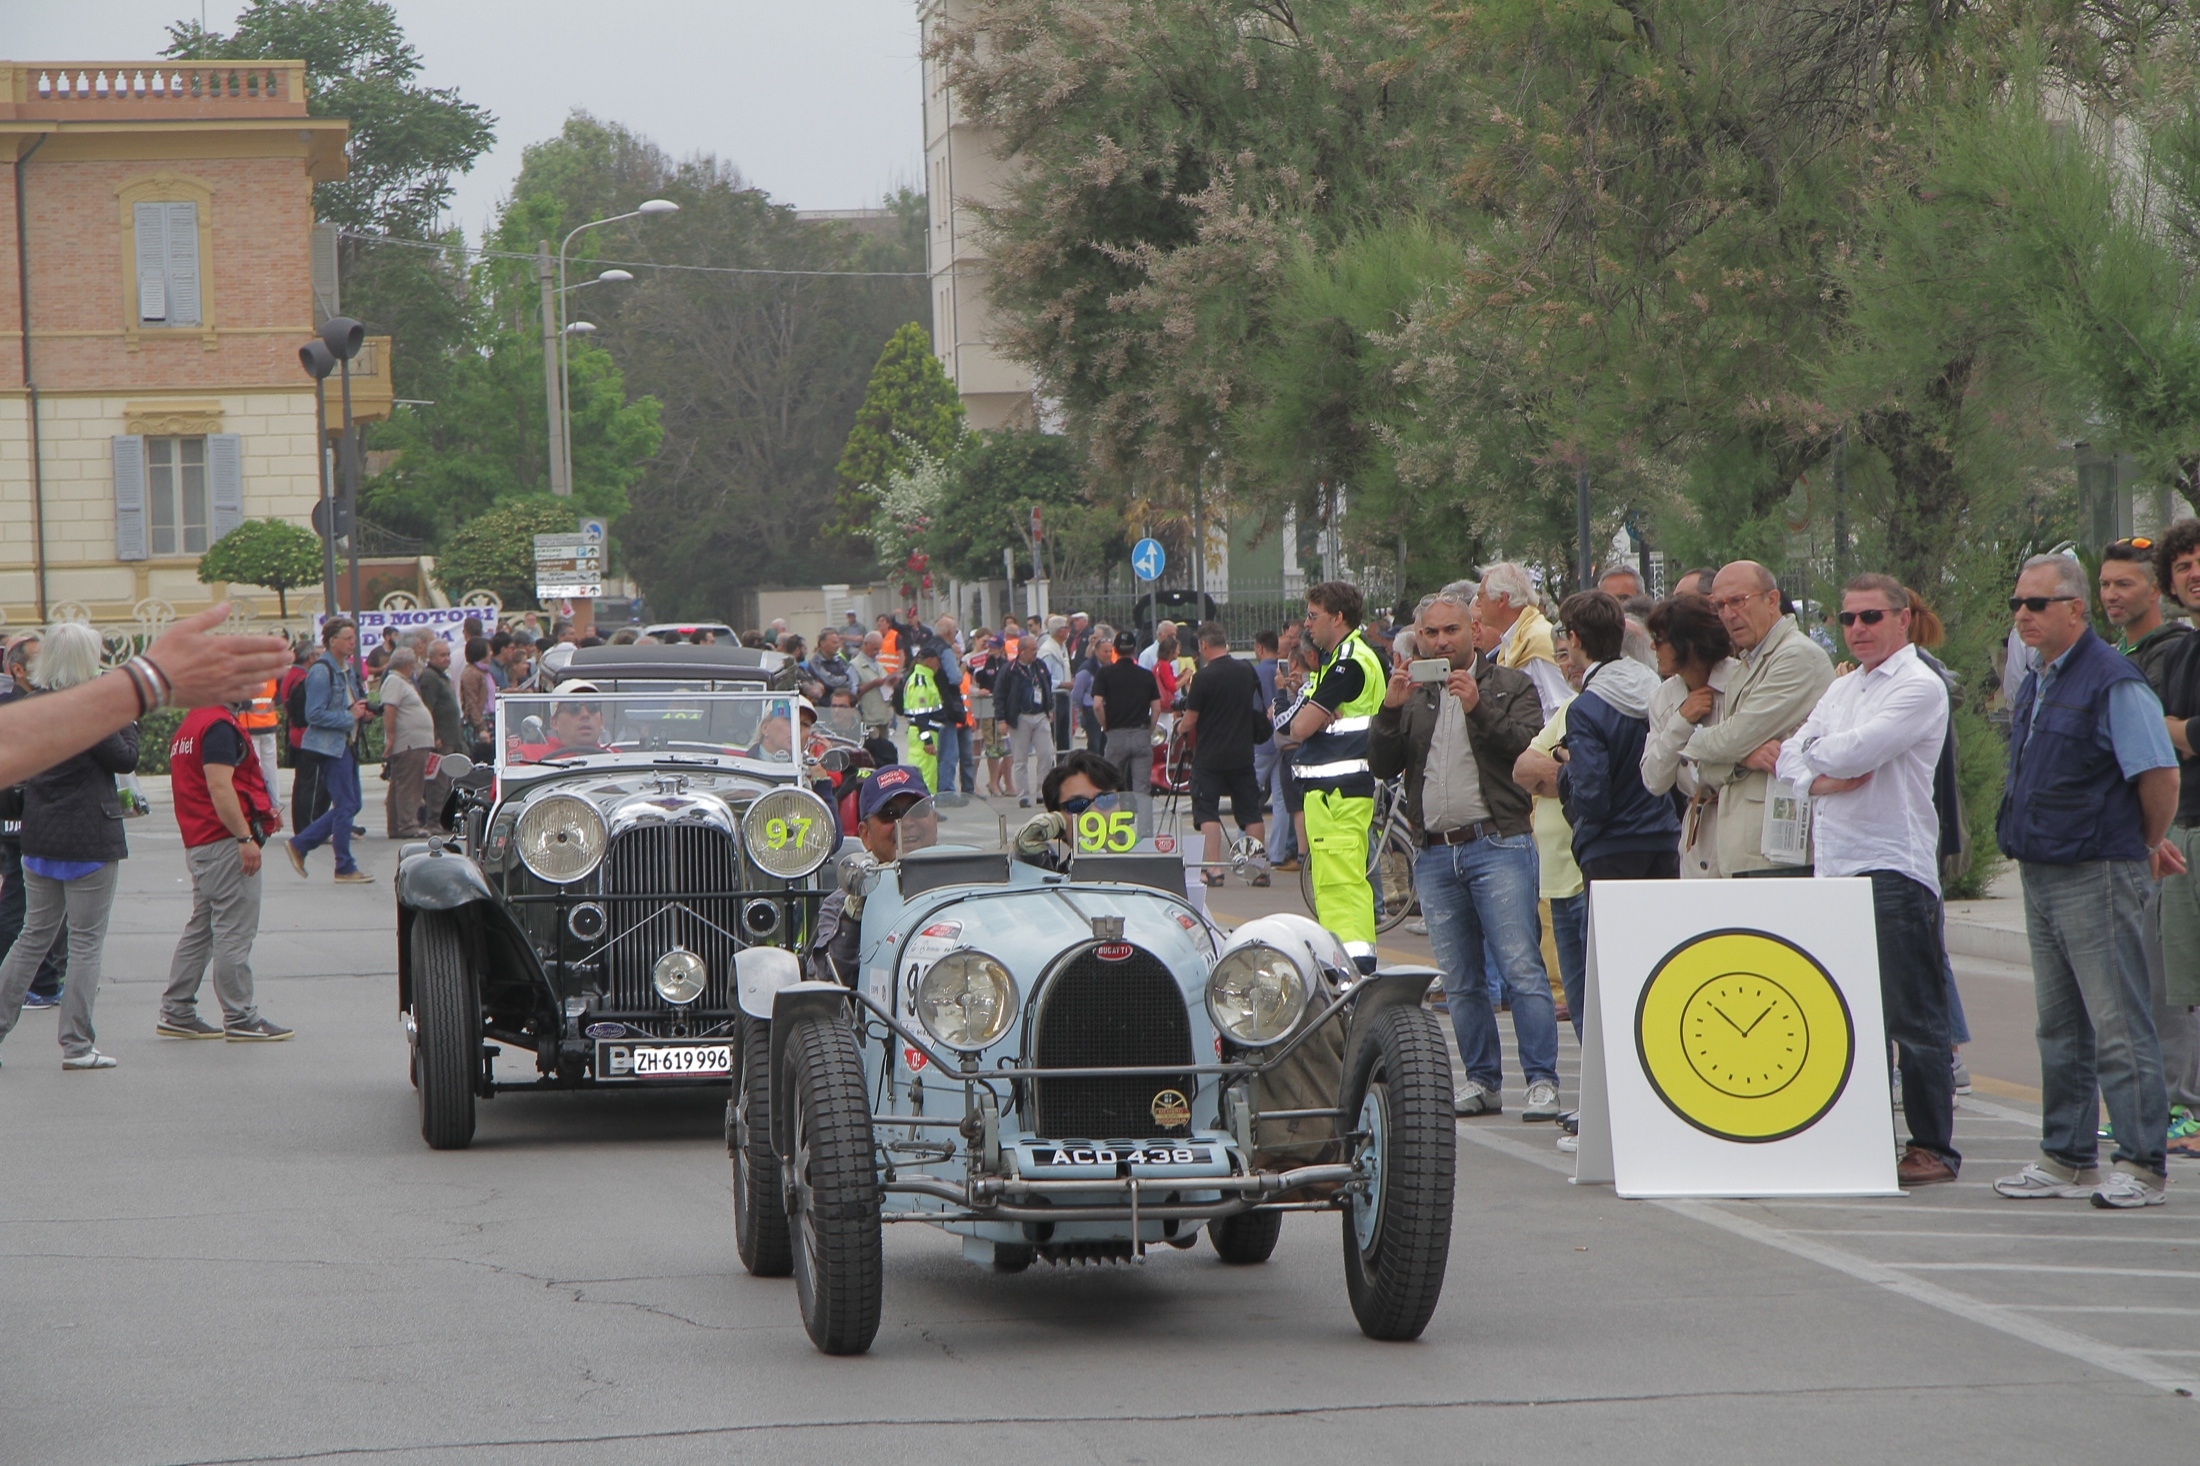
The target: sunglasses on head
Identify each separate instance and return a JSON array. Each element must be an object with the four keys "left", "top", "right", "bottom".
[
  {"left": 2110, "top": 537, "right": 2155, "bottom": 552},
  {"left": 1836, "top": 608, "right": 1899, "bottom": 627},
  {"left": 2008, "top": 595, "right": 2081, "bottom": 614}
]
